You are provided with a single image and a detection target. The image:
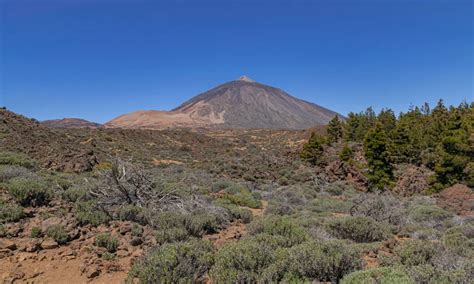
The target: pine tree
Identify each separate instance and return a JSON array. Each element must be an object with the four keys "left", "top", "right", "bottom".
[
  {"left": 339, "top": 143, "right": 354, "bottom": 162},
  {"left": 377, "top": 108, "right": 396, "bottom": 135},
  {"left": 364, "top": 124, "right": 393, "bottom": 191},
  {"left": 433, "top": 106, "right": 474, "bottom": 189},
  {"left": 301, "top": 133, "right": 326, "bottom": 166},
  {"left": 327, "top": 116, "right": 343, "bottom": 144}
]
